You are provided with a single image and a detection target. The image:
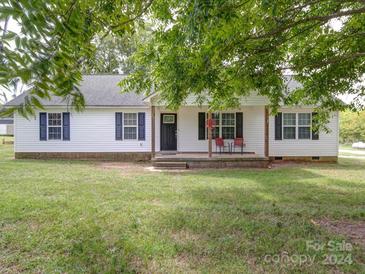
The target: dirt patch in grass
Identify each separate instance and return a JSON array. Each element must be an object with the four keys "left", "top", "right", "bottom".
[
  {"left": 98, "top": 162, "right": 153, "bottom": 175},
  {"left": 98, "top": 162, "right": 192, "bottom": 174},
  {"left": 314, "top": 219, "right": 365, "bottom": 249}
]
